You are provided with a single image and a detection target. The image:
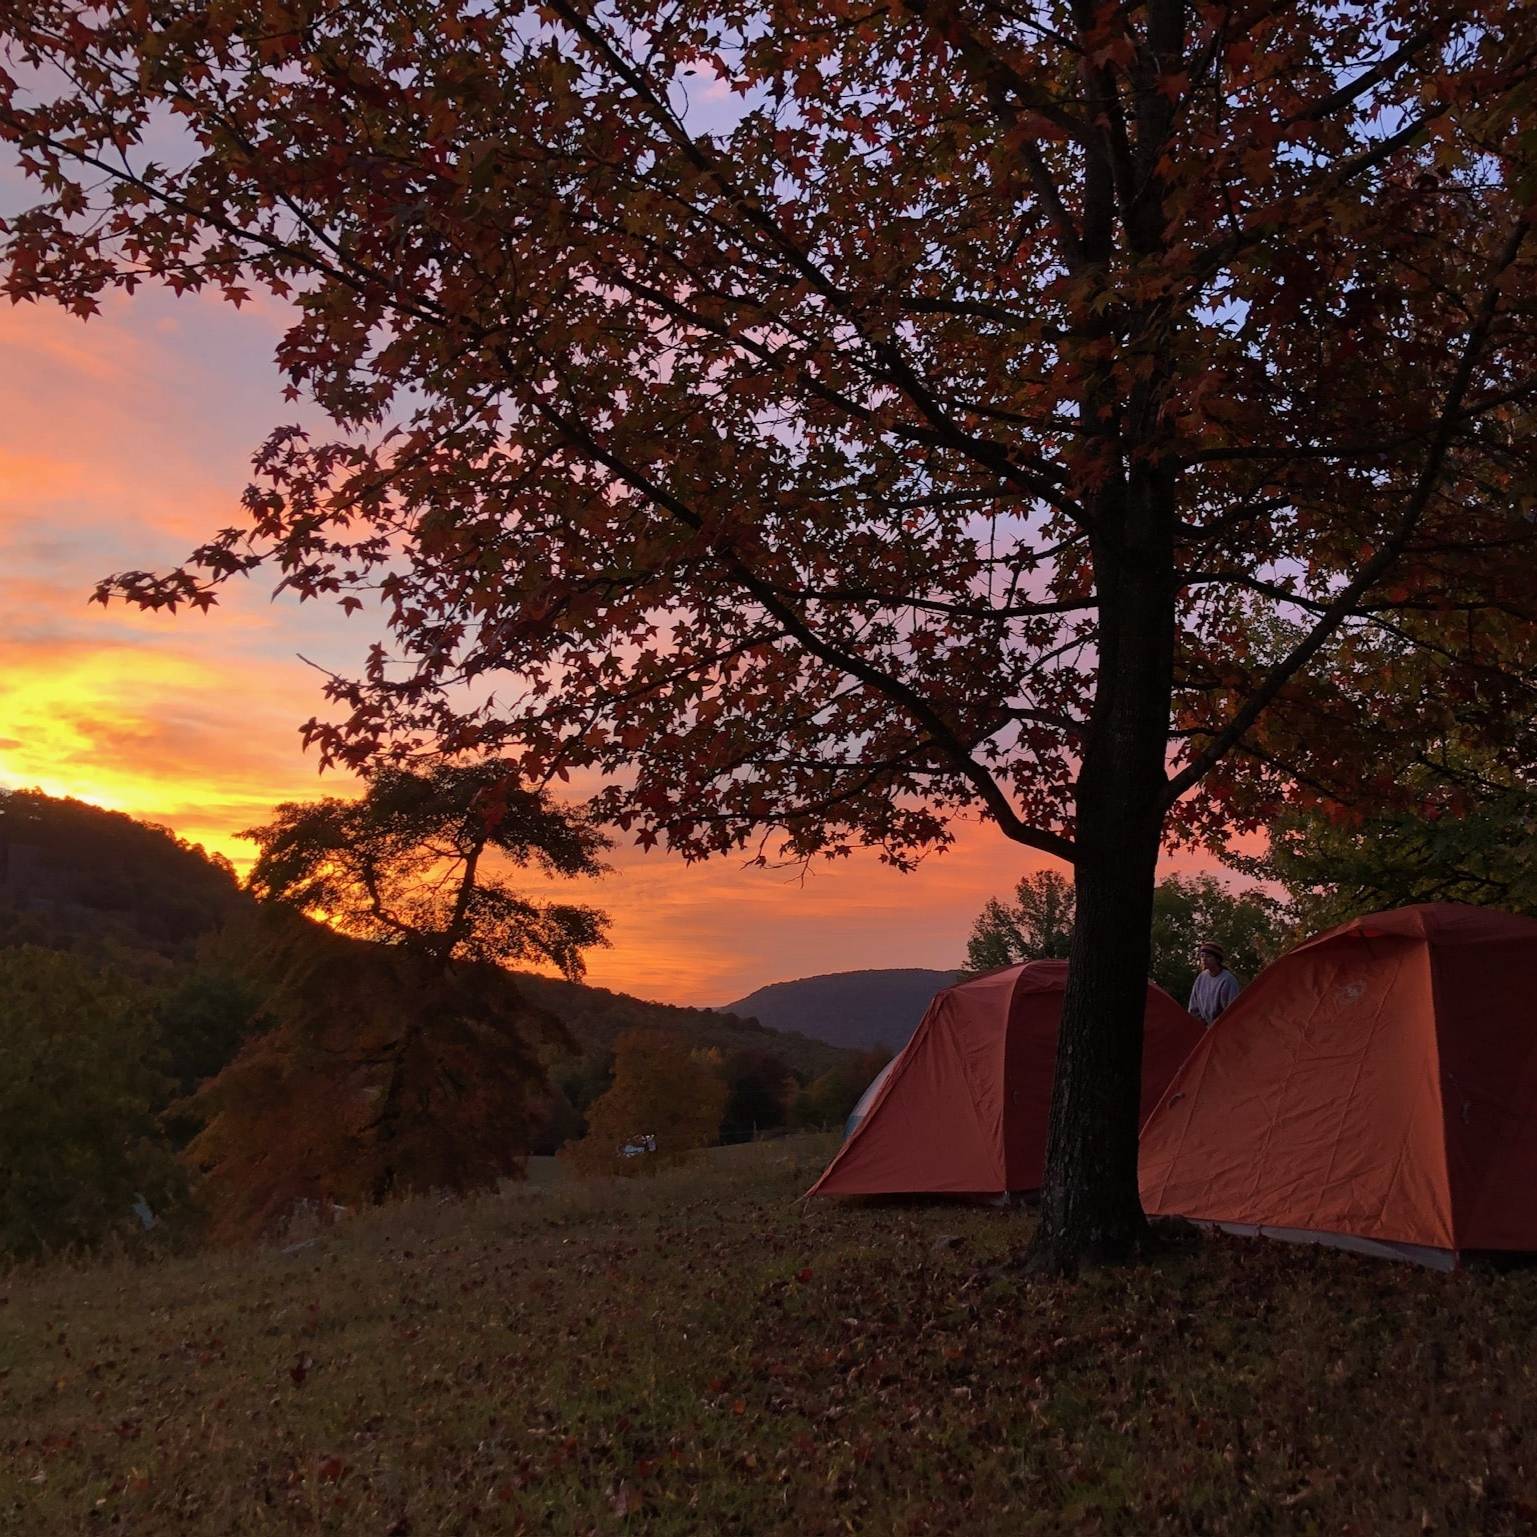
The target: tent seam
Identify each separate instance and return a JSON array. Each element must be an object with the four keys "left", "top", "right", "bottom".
[{"left": 1425, "top": 933, "right": 1456, "bottom": 1252}]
